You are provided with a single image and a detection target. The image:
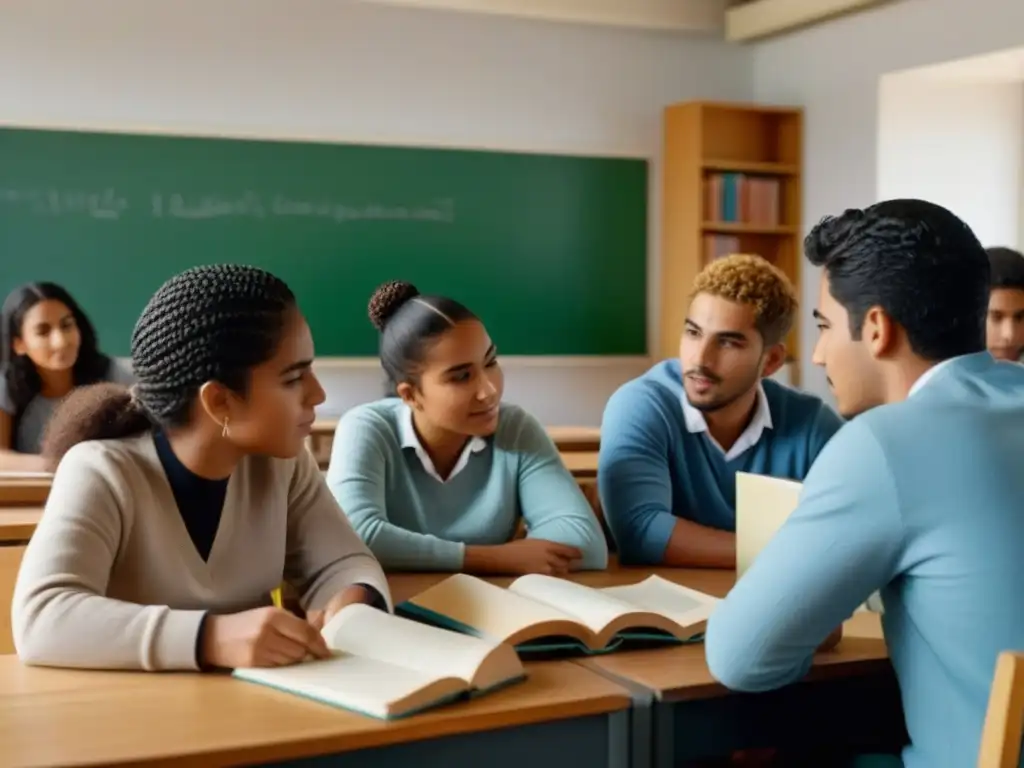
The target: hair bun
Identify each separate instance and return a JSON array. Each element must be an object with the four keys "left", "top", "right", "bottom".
[{"left": 368, "top": 280, "right": 420, "bottom": 331}]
